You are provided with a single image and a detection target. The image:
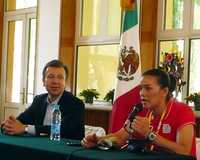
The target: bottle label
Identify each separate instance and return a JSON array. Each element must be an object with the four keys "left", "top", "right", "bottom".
[
  {"left": 50, "top": 104, "right": 61, "bottom": 140},
  {"left": 51, "top": 124, "right": 60, "bottom": 134}
]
